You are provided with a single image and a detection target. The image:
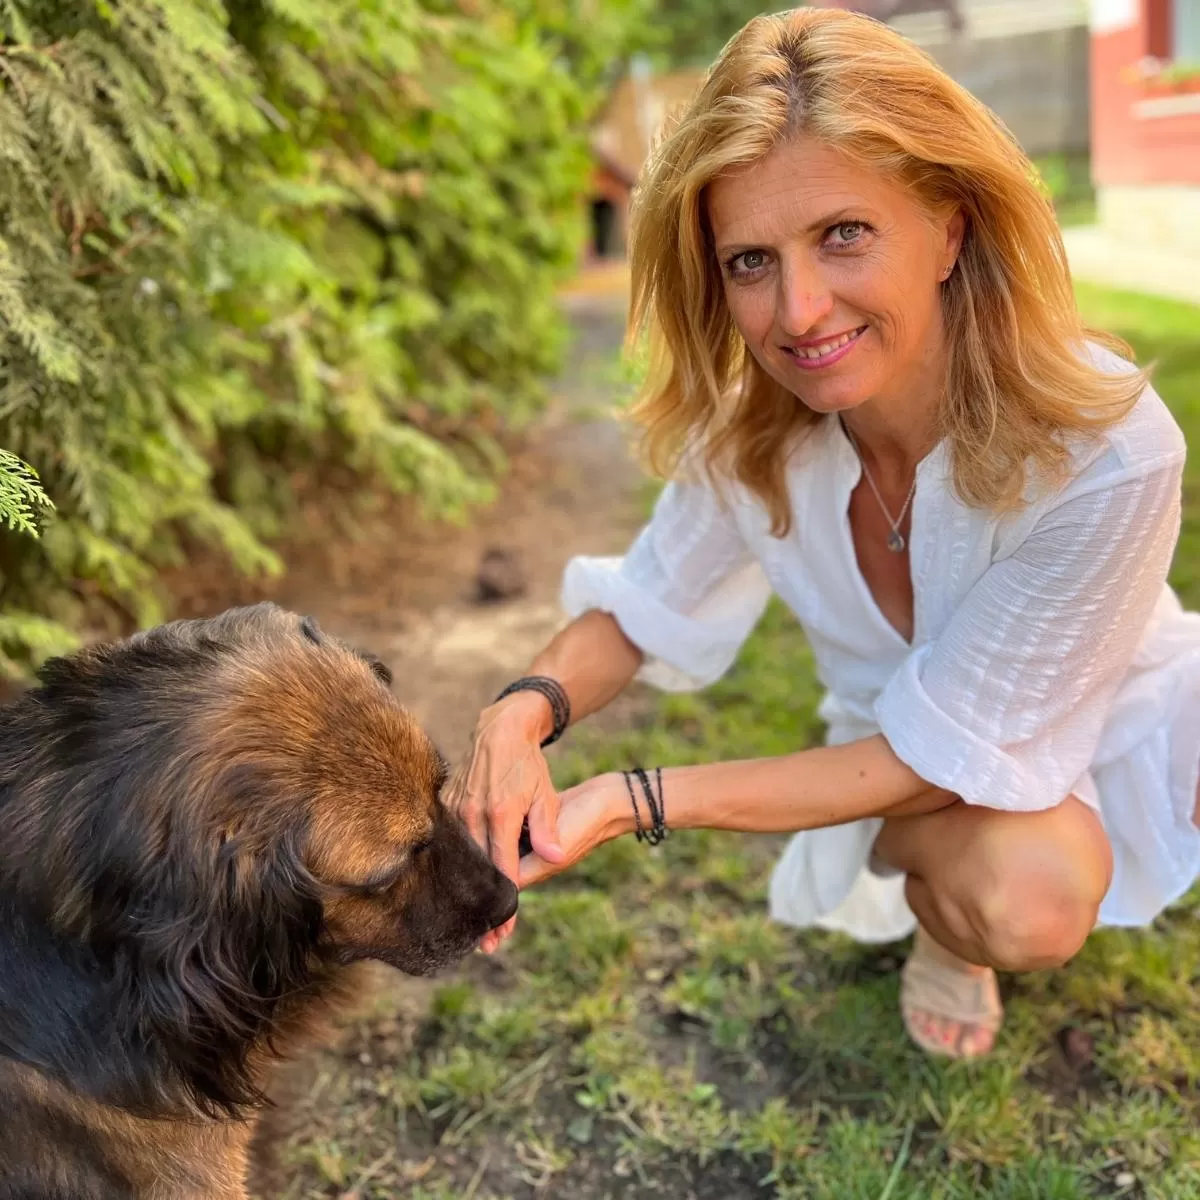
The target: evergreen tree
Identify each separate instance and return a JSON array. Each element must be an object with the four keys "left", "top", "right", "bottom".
[{"left": 0, "top": 0, "right": 632, "bottom": 676}]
